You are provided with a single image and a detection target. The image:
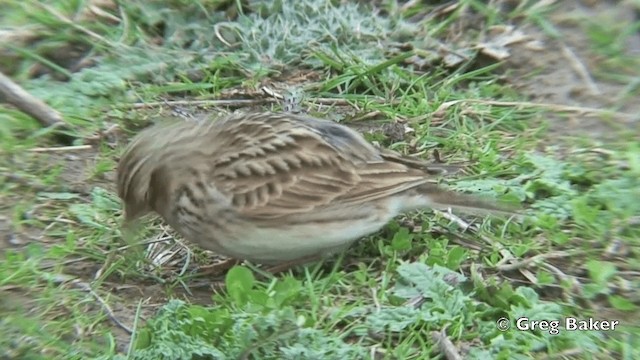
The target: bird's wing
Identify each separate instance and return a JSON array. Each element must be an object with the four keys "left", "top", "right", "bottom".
[{"left": 209, "top": 113, "right": 436, "bottom": 219}]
